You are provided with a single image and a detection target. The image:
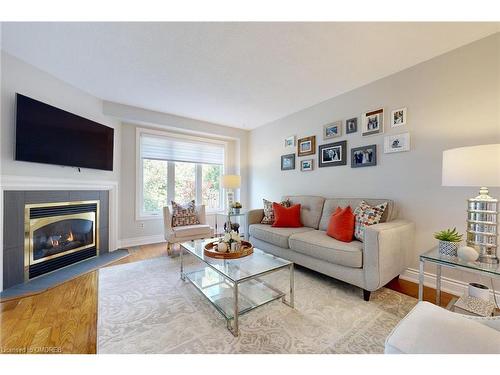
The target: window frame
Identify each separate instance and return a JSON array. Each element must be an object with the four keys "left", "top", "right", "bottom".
[{"left": 136, "top": 127, "right": 227, "bottom": 221}]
